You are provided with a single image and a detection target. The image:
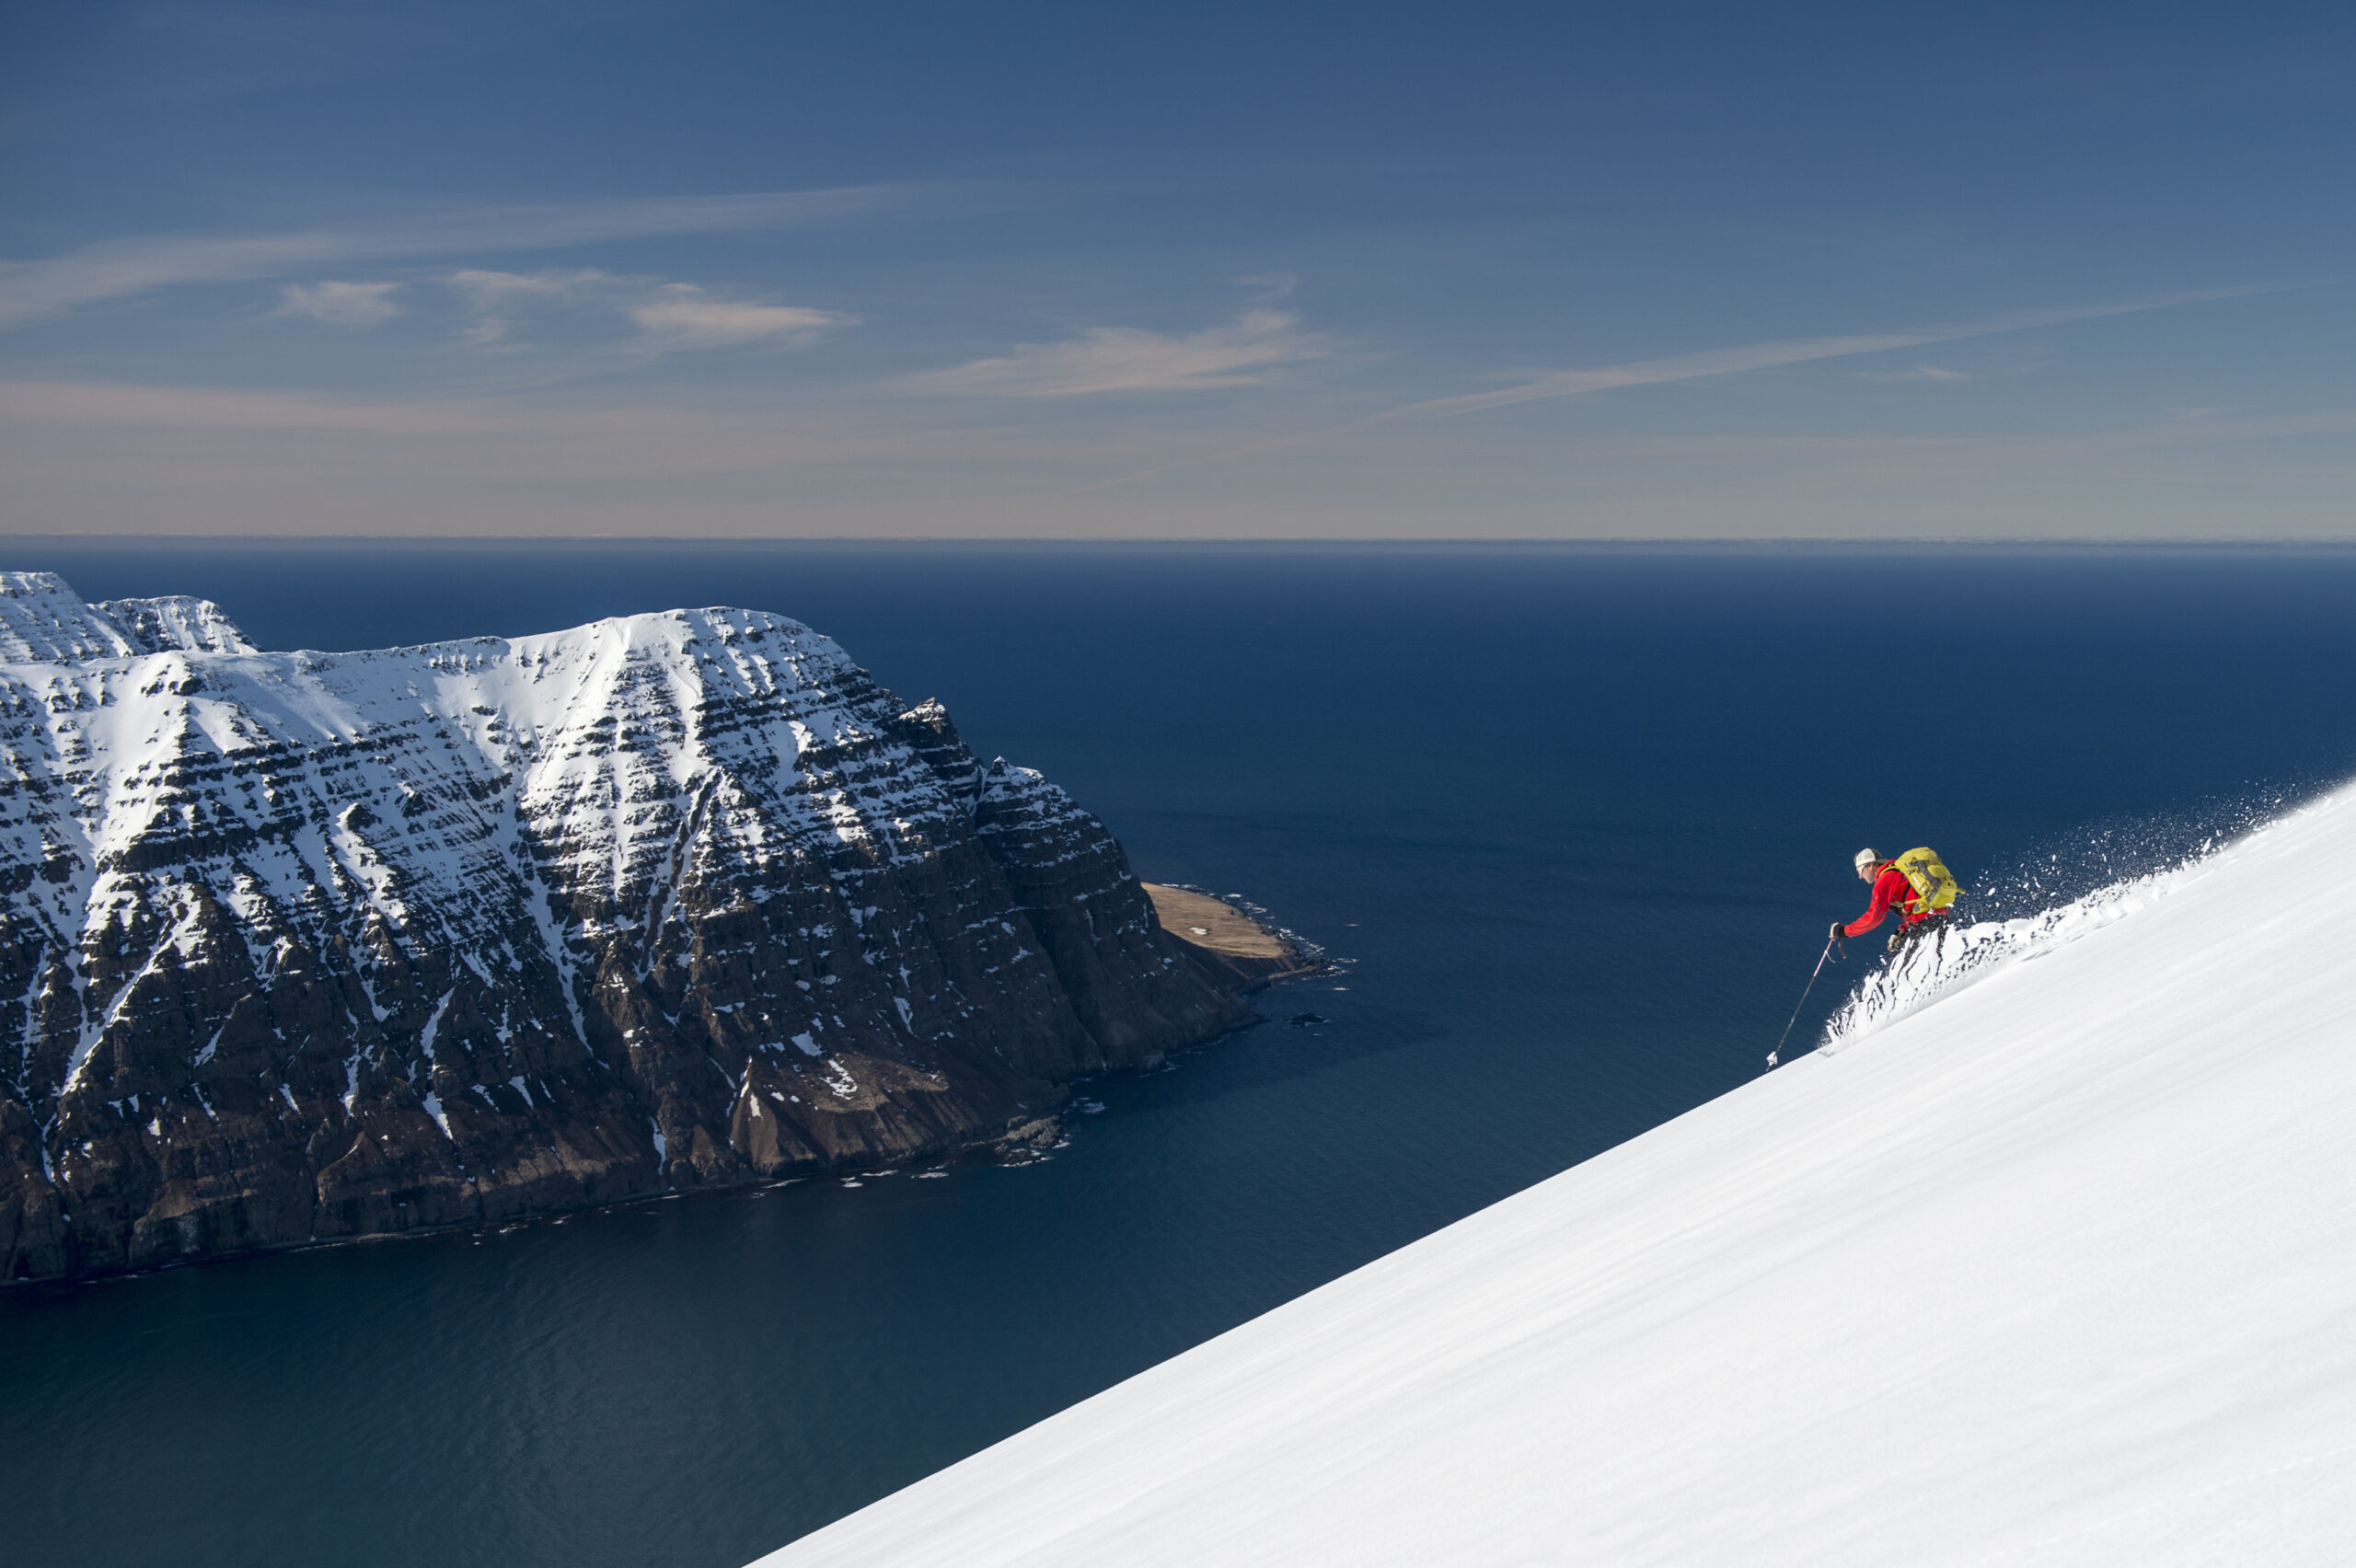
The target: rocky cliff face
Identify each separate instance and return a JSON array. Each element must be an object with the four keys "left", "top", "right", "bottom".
[{"left": 0, "top": 572, "right": 1251, "bottom": 1282}]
